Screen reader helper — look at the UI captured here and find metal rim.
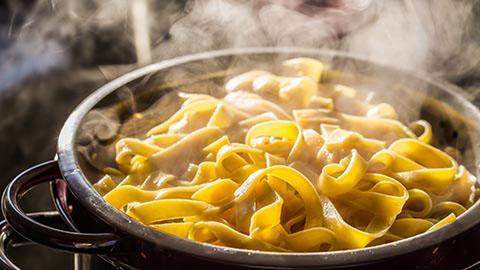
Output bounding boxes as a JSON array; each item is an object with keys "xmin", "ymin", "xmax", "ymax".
[{"xmin": 57, "ymin": 47, "xmax": 480, "ymax": 267}]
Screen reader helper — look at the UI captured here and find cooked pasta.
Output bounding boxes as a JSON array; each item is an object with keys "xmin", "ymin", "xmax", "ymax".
[{"xmin": 95, "ymin": 57, "xmax": 477, "ymax": 252}]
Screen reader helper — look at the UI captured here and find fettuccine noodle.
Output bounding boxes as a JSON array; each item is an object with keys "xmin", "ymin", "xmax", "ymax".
[{"xmin": 95, "ymin": 57, "xmax": 477, "ymax": 252}]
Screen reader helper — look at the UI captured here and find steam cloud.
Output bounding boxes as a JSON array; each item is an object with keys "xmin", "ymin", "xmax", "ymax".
[
  {"xmin": 1, "ymin": 0, "xmax": 479, "ymax": 141},
  {"xmin": 1, "ymin": 0, "xmax": 479, "ymax": 90},
  {"xmin": 0, "ymin": 0, "xmax": 132, "ymax": 90},
  {"xmin": 152, "ymin": 0, "xmax": 479, "ymax": 82}
]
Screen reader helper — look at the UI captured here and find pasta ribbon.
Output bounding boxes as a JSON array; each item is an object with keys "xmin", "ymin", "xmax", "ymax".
[
  {"xmin": 149, "ymin": 127, "xmax": 224, "ymax": 175},
  {"xmin": 335, "ymin": 173, "xmax": 409, "ymax": 217},
  {"xmin": 366, "ymin": 103, "xmax": 398, "ymax": 120},
  {"xmin": 235, "ymin": 166, "xmax": 324, "ymax": 228},
  {"xmin": 429, "ymin": 201, "xmax": 466, "ymax": 220},
  {"xmin": 319, "ymin": 156, "xmax": 408, "ymax": 248},
  {"xmin": 389, "ymin": 218, "xmax": 434, "ymax": 238},
  {"xmin": 285, "ymin": 227, "xmax": 335, "ymax": 252},
  {"xmin": 341, "ymin": 114, "xmax": 416, "ymax": 143},
  {"xmin": 188, "ymin": 221, "xmax": 288, "ymax": 251},
  {"xmin": 245, "ymin": 120, "xmax": 308, "ymax": 163},
  {"xmin": 318, "ymin": 150, "xmax": 367, "ymax": 197},
  {"xmin": 126, "ymin": 199, "xmax": 215, "ymax": 224},
  {"xmin": 215, "ymin": 143, "xmax": 266, "ymax": 183},
  {"xmin": 224, "ymin": 92, "xmax": 292, "ymax": 120},
  {"xmin": 282, "ymin": 57, "xmax": 324, "ymax": 82},
  {"xmin": 246, "ymin": 120, "xmax": 307, "ymax": 163},
  {"xmin": 115, "ymin": 138, "xmax": 160, "ymax": 174},
  {"xmin": 147, "ymin": 99, "xmax": 218, "ymax": 135},
  {"xmin": 401, "ymin": 189, "xmax": 432, "ymax": 218},
  {"xmin": 191, "ymin": 178, "xmax": 239, "ymax": 205},
  {"xmin": 369, "ymin": 139, "xmax": 458, "ymax": 194},
  {"xmin": 225, "ymin": 70, "xmax": 271, "ymax": 92},
  {"xmin": 410, "ymin": 120, "xmax": 433, "ymax": 144},
  {"xmin": 316, "ymin": 128, "xmax": 385, "ymax": 166},
  {"xmin": 278, "ymin": 77, "xmax": 317, "ymax": 108},
  {"xmin": 320, "ymin": 197, "xmax": 395, "ymax": 249},
  {"xmin": 151, "ymin": 222, "xmax": 194, "ymax": 238},
  {"xmin": 104, "ymin": 185, "xmax": 156, "ymax": 209}
]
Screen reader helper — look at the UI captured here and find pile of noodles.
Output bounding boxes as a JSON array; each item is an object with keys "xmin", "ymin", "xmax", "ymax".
[{"xmin": 94, "ymin": 58, "xmax": 477, "ymax": 252}]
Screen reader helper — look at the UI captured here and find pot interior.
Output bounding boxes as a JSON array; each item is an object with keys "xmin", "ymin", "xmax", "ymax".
[
  {"xmin": 63, "ymin": 49, "xmax": 480, "ymax": 265},
  {"xmin": 75, "ymin": 50, "xmax": 480, "ymax": 184}
]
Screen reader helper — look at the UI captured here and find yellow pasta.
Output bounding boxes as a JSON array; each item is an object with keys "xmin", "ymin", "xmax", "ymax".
[{"xmin": 96, "ymin": 57, "xmax": 477, "ymax": 252}]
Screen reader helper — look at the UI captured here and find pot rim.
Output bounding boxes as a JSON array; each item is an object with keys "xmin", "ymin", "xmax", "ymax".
[{"xmin": 57, "ymin": 47, "xmax": 480, "ymax": 267}]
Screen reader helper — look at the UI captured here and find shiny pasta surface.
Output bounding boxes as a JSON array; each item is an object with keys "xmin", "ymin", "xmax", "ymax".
[{"xmin": 95, "ymin": 58, "xmax": 477, "ymax": 252}]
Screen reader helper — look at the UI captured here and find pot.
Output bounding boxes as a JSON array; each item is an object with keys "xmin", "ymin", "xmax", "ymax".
[{"xmin": 2, "ymin": 47, "xmax": 480, "ymax": 270}]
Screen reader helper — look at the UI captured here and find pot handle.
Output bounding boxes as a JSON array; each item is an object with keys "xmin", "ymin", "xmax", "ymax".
[
  {"xmin": 0, "ymin": 212, "xmax": 72, "ymax": 270},
  {"xmin": 1, "ymin": 160, "xmax": 120, "ymax": 255}
]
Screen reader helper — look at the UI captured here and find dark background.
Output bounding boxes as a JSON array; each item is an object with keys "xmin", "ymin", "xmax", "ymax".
[{"xmin": 0, "ymin": 1, "xmax": 186, "ymax": 268}]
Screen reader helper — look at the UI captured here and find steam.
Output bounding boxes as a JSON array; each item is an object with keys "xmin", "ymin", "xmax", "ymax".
[
  {"xmin": 153, "ymin": 0, "xmax": 346, "ymax": 58},
  {"xmin": 149, "ymin": 0, "xmax": 479, "ymax": 82},
  {"xmin": 0, "ymin": 1, "xmax": 69, "ymax": 90},
  {"xmin": 342, "ymin": 0, "xmax": 480, "ymax": 80},
  {"xmin": 0, "ymin": 35, "xmax": 67, "ymax": 90},
  {"xmin": 131, "ymin": 0, "xmax": 152, "ymax": 65},
  {"xmin": 0, "ymin": 0, "xmax": 132, "ymax": 91},
  {"xmin": 1, "ymin": 0, "xmax": 479, "ymax": 87}
]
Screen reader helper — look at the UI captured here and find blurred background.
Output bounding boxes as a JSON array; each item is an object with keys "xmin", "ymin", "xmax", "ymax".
[{"xmin": 0, "ymin": 0, "xmax": 479, "ymax": 269}]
